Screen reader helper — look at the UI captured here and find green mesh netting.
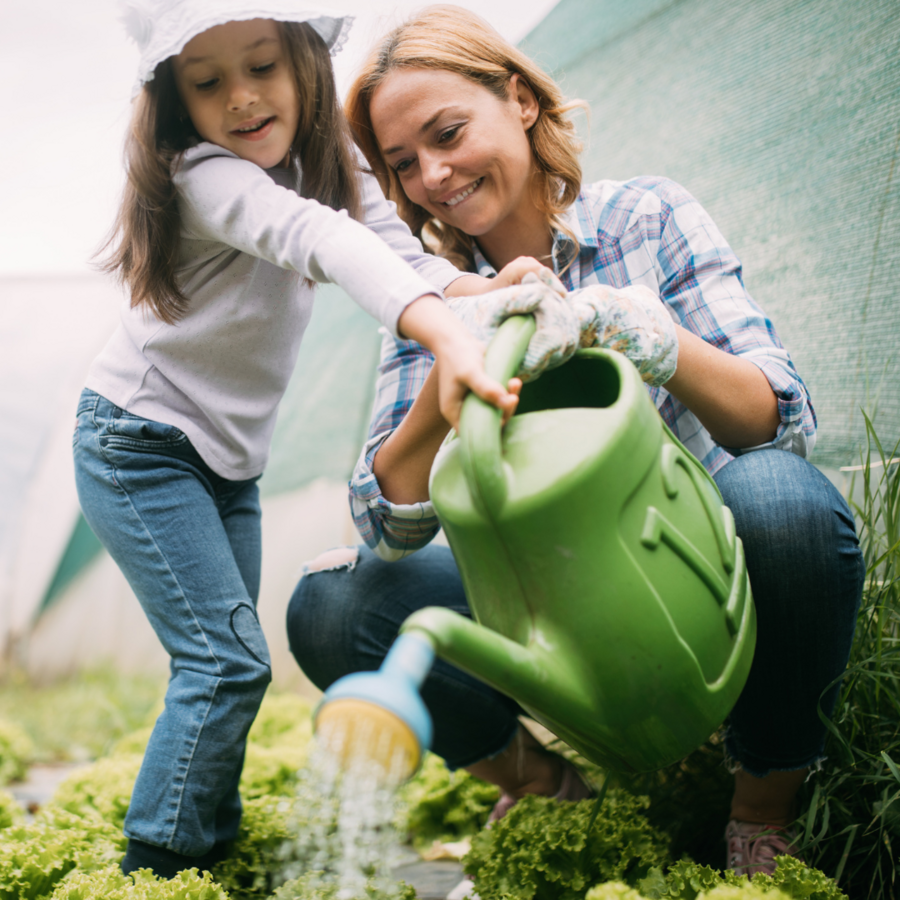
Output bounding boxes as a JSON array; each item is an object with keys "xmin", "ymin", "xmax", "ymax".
[{"xmin": 522, "ymin": 0, "xmax": 900, "ymax": 465}]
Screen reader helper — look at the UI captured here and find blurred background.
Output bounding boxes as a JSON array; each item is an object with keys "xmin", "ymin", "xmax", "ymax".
[{"xmin": 1, "ymin": 0, "xmax": 898, "ymax": 692}]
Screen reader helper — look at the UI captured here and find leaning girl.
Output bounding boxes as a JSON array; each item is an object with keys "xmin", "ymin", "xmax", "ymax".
[{"xmin": 74, "ymin": 0, "xmax": 524, "ymax": 878}]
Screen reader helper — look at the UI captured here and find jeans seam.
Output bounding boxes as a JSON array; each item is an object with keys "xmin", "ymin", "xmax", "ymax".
[{"xmin": 167, "ymin": 674, "xmax": 222, "ymax": 848}]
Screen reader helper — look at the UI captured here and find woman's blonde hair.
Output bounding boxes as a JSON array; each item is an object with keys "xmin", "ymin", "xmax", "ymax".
[
  {"xmin": 100, "ymin": 21, "xmax": 362, "ymax": 324},
  {"xmin": 345, "ymin": 4, "xmax": 584, "ymax": 272}
]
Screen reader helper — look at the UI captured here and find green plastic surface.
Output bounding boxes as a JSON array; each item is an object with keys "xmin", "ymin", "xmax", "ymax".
[{"xmin": 407, "ymin": 317, "xmax": 757, "ymax": 774}]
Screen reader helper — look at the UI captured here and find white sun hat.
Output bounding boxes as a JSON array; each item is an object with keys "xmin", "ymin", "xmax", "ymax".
[{"xmin": 121, "ymin": 0, "xmax": 353, "ymax": 96}]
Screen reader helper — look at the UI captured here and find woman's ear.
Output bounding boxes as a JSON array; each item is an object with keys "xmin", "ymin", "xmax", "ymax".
[{"xmin": 510, "ymin": 73, "xmax": 540, "ymax": 130}]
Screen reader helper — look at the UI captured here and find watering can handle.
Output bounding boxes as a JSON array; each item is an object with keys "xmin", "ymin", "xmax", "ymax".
[{"xmin": 458, "ymin": 315, "xmax": 536, "ymax": 515}]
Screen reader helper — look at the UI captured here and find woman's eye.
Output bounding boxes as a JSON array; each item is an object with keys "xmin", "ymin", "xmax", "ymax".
[
  {"xmin": 394, "ymin": 159, "xmax": 413, "ymax": 175},
  {"xmin": 438, "ymin": 125, "xmax": 460, "ymax": 143}
]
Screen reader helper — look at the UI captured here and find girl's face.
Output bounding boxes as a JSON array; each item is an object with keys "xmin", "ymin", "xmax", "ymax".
[
  {"xmin": 369, "ymin": 68, "xmax": 541, "ymax": 244},
  {"xmin": 174, "ymin": 18, "xmax": 299, "ymax": 169}
]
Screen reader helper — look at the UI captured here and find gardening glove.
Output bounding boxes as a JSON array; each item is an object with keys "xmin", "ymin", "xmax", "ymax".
[
  {"xmin": 569, "ymin": 283, "xmax": 679, "ymax": 386},
  {"xmin": 446, "ymin": 270, "xmax": 580, "ymax": 382}
]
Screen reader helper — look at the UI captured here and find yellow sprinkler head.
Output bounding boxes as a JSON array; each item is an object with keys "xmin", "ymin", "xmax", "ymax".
[
  {"xmin": 314, "ymin": 634, "xmax": 436, "ymax": 785},
  {"xmin": 315, "ymin": 698, "xmax": 422, "ymax": 786}
]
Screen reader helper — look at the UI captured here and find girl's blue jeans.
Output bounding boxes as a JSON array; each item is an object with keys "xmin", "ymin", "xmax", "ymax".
[
  {"xmin": 288, "ymin": 450, "xmax": 864, "ymax": 777},
  {"xmin": 73, "ymin": 389, "xmax": 271, "ymax": 856}
]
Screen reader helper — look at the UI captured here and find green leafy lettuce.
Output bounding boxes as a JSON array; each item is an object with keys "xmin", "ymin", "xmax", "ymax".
[
  {"xmin": 0, "ymin": 807, "xmax": 125, "ymax": 900},
  {"xmin": 48, "ymin": 866, "xmax": 229, "ymax": 899},
  {"xmin": 396, "ymin": 753, "xmax": 500, "ymax": 851},
  {"xmin": 0, "ymin": 789, "xmax": 23, "ymax": 830},
  {"xmin": 0, "ymin": 719, "xmax": 33, "ymax": 785},
  {"xmin": 464, "ymin": 791, "xmax": 671, "ymax": 900}
]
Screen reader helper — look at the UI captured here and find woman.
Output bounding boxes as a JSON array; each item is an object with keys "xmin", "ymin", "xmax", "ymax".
[{"xmin": 286, "ymin": 5, "xmax": 864, "ymax": 879}]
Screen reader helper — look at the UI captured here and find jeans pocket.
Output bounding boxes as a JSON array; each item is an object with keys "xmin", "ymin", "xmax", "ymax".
[{"xmin": 103, "ymin": 412, "xmax": 188, "ymax": 450}]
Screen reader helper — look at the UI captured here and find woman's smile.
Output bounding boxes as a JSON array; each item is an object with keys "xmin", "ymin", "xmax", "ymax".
[{"xmin": 441, "ymin": 177, "xmax": 484, "ymax": 207}]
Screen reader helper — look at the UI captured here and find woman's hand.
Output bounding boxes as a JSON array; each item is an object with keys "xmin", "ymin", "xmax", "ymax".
[
  {"xmin": 570, "ymin": 283, "xmax": 779, "ymax": 447},
  {"xmin": 446, "ymin": 271, "xmax": 580, "ymax": 381},
  {"xmin": 569, "ymin": 283, "xmax": 679, "ymax": 386}
]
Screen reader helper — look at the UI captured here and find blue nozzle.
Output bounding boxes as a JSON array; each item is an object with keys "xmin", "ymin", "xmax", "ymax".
[{"xmin": 316, "ymin": 632, "xmax": 435, "ymax": 753}]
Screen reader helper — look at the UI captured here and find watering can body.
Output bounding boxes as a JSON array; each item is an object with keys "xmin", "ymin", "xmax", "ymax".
[{"xmin": 403, "ymin": 317, "xmax": 756, "ymax": 774}]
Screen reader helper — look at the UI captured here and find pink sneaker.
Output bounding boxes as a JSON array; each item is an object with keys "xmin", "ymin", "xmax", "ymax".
[{"xmin": 725, "ymin": 819, "xmax": 800, "ymax": 877}]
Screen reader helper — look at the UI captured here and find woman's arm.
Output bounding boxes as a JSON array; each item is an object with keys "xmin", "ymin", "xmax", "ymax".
[
  {"xmin": 644, "ymin": 177, "xmax": 816, "ymax": 457},
  {"xmin": 664, "ymin": 326, "xmax": 780, "ymax": 449}
]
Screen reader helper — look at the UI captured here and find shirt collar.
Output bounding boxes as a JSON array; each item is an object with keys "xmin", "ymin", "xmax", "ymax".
[{"xmin": 470, "ymin": 189, "xmax": 597, "ymax": 278}]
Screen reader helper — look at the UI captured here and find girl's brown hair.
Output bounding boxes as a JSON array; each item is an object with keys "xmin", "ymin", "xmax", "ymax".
[
  {"xmin": 100, "ymin": 21, "xmax": 362, "ymax": 324},
  {"xmin": 345, "ymin": 4, "xmax": 584, "ymax": 272}
]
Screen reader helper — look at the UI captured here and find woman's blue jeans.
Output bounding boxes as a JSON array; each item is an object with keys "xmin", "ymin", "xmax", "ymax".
[
  {"xmin": 73, "ymin": 389, "xmax": 271, "ymax": 856},
  {"xmin": 288, "ymin": 450, "xmax": 864, "ymax": 777}
]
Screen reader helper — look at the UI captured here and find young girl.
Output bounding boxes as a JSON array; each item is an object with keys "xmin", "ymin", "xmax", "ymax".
[{"xmin": 74, "ymin": 1, "xmax": 527, "ymax": 878}]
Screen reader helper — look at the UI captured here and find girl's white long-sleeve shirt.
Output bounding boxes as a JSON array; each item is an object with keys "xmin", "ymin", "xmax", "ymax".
[{"xmin": 86, "ymin": 142, "xmax": 462, "ymax": 481}]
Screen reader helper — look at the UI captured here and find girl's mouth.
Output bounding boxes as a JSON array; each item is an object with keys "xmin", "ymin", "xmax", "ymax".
[
  {"xmin": 231, "ymin": 117, "xmax": 275, "ymax": 141},
  {"xmin": 443, "ymin": 177, "xmax": 483, "ymax": 208}
]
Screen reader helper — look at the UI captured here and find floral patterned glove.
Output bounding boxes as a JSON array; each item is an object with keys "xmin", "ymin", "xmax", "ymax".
[
  {"xmin": 568, "ymin": 284, "xmax": 679, "ymax": 386},
  {"xmin": 446, "ymin": 270, "xmax": 581, "ymax": 382}
]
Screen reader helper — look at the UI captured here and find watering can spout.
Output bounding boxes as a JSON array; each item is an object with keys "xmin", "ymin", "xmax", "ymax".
[
  {"xmin": 401, "ymin": 608, "xmax": 586, "ymax": 729},
  {"xmin": 314, "ymin": 632, "xmax": 435, "ymax": 784}
]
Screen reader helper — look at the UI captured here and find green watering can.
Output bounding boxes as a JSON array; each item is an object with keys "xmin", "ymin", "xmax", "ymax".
[{"xmin": 316, "ymin": 316, "xmax": 756, "ymax": 779}]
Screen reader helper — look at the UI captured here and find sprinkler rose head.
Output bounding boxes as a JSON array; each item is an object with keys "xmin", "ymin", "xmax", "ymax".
[
  {"xmin": 313, "ymin": 633, "xmax": 435, "ymax": 785},
  {"xmin": 315, "ymin": 698, "xmax": 422, "ymax": 785}
]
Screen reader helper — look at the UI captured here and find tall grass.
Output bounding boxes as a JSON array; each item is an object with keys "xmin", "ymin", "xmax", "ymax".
[{"xmin": 796, "ymin": 415, "xmax": 900, "ymax": 898}]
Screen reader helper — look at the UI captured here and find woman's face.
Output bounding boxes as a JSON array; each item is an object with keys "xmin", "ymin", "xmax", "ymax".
[
  {"xmin": 174, "ymin": 18, "xmax": 299, "ymax": 169},
  {"xmin": 369, "ymin": 68, "xmax": 541, "ymax": 243}
]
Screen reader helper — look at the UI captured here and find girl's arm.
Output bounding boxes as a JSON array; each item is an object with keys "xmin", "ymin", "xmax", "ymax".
[
  {"xmin": 397, "ymin": 296, "xmax": 517, "ymax": 429},
  {"xmin": 175, "ymin": 149, "xmax": 515, "ymax": 428}
]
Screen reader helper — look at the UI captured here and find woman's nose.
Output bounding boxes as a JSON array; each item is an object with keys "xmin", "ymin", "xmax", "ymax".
[{"xmin": 419, "ymin": 152, "xmax": 451, "ymax": 190}]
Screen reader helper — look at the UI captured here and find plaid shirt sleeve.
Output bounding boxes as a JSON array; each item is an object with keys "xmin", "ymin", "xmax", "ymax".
[
  {"xmin": 348, "ymin": 329, "xmax": 443, "ymax": 561},
  {"xmin": 632, "ymin": 177, "xmax": 817, "ymax": 463}
]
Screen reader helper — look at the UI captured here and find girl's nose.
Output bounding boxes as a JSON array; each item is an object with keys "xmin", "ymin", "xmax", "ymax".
[{"xmin": 227, "ymin": 78, "xmax": 257, "ymax": 111}]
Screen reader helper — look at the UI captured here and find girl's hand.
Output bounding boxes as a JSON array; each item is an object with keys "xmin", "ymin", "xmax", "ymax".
[
  {"xmin": 397, "ymin": 295, "xmax": 518, "ymax": 431},
  {"xmin": 569, "ymin": 283, "xmax": 679, "ymax": 386},
  {"xmin": 445, "ymin": 257, "xmax": 562, "ymax": 295},
  {"xmin": 446, "ymin": 271, "xmax": 579, "ymax": 382}
]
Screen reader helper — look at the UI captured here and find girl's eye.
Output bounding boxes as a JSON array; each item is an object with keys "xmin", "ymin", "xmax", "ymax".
[
  {"xmin": 252, "ymin": 63, "xmax": 276, "ymax": 74},
  {"xmin": 196, "ymin": 78, "xmax": 218, "ymax": 91}
]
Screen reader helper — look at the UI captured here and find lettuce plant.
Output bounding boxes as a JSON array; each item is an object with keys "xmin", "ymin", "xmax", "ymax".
[
  {"xmin": 211, "ymin": 796, "xmax": 294, "ymax": 900},
  {"xmin": 48, "ymin": 866, "xmax": 228, "ymax": 899},
  {"xmin": 396, "ymin": 753, "xmax": 500, "ymax": 851},
  {"xmin": 0, "ymin": 719, "xmax": 33, "ymax": 785},
  {"xmin": 0, "ymin": 807, "xmax": 124, "ymax": 899},
  {"xmin": 51, "ymin": 754, "xmax": 142, "ymax": 830},
  {"xmin": 464, "ymin": 790, "xmax": 671, "ymax": 900},
  {"xmin": 0, "ymin": 789, "xmax": 23, "ymax": 830}
]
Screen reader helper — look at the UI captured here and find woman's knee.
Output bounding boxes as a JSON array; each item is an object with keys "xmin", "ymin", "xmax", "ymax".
[
  {"xmin": 715, "ymin": 451, "xmax": 856, "ymax": 560},
  {"xmin": 286, "ymin": 543, "xmax": 467, "ymax": 690}
]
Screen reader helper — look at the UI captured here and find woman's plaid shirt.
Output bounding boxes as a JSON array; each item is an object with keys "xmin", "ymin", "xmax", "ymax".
[{"xmin": 350, "ymin": 176, "xmax": 816, "ymax": 561}]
